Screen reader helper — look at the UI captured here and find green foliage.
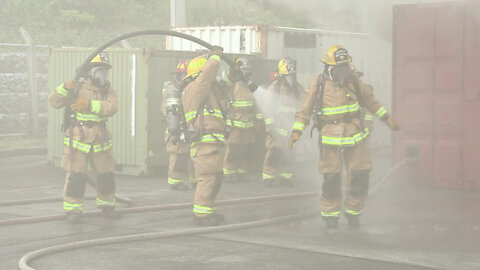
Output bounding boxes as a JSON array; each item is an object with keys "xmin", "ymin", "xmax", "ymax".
[
  {"xmin": 186, "ymin": 0, "xmax": 312, "ymax": 27},
  {"xmin": 0, "ymin": 0, "xmax": 312, "ymax": 47}
]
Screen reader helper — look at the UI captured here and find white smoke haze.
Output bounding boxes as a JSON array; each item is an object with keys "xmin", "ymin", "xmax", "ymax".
[{"xmin": 271, "ymin": 0, "xmax": 465, "ymax": 39}]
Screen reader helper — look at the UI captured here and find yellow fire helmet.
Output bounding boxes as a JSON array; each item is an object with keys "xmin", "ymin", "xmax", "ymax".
[
  {"xmin": 185, "ymin": 55, "xmax": 207, "ymax": 79},
  {"xmin": 322, "ymin": 45, "xmax": 352, "ymax": 66},
  {"xmin": 278, "ymin": 58, "xmax": 296, "ymax": 75},
  {"xmin": 89, "ymin": 51, "xmax": 112, "ymax": 69}
]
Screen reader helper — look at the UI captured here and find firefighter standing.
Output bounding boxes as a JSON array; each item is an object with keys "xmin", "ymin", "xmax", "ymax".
[
  {"xmin": 182, "ymin": 48, "xmax": 228, "ymax": 226},
  {"xmin": 262, "ymin": 58, "xmax": 305, "ymax": 187},
  {"xmin": 49, "ymin": 52, "xmax": 121, "ymax": 224},
  {"xmin": 223, "ymin": 58, "xmax": 258, "ymax": 183},
  {"xmin": 289, "ymin": 45, "xmax": 400, "ymax": 229},
  {"xmin": 161, "ymin": 60, "xmax": 195, "ymax": 190}
]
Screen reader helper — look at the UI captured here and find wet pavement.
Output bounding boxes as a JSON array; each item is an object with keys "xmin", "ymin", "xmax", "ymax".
[{"xmin": 0, "ymin": 150, "xmax": 479, "ymax": 270}]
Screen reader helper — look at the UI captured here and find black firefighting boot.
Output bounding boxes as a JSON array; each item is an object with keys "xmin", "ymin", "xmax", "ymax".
[
  {"xmin": 193, "ymin": 213, "xmax": 225, "ymax": 227},
  {"xmin": 66, "ymin": 212, "xmax": 82, "ymax": 224},
  {"xmin": 236, "ymin": 173, "xmax": 248, "ymax": 183},
  {"xmin": 223, "ymin": 174, "xmax": 237, "ymax": 184},
  {"xmin": 323, "ymin": 216, "xmax": 339, "ymax": 229},
  {"xmin": 100, "ymin": 206, "xmax": 122, "ymax": 220},
  {"xmin": 170, "ymin": 182, "xmax": 189, "ymax": 190},
  {"xmin": 345, "ymin": 213, "xmax": 360, "ymax": 229},
  {"xmin": 279, "ymin": 177, "xmax": 294, "ymax": 187},
  {"xmin": 263, "ymin": 178, "xmax": 274, "ymax": 188}
]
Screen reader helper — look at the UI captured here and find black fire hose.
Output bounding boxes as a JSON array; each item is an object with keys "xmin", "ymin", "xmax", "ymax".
[
  {"xmin": 65, "ymin": 29, "xmax": 233, "ymax": 129},
  {"xmin": 74, "ymin": 29, "xmax": 233, "ymax": 83}
]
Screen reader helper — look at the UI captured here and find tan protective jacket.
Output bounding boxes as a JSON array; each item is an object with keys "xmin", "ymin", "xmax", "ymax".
[
  {"xmin": 293, "ymin": 75, "xmax": 387, "ymax": 146},
  {"xmin": 49, "ymin": 81, "xmax": 118, "ymax": 153},
  {"xmin": 182, "ymin": 56, "xmax": 228, "ymax": 145},
  {"xmin": 226, "ymin": 80, "xmax": 257, "ymax": 144}
]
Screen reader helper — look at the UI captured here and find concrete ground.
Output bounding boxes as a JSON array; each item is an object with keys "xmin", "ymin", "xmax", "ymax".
[{"xmin": 0, "ymin": 150, "xmax": 479, "ymax": 270}]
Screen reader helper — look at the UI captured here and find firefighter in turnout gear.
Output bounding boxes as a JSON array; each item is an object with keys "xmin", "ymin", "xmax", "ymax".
[
  {"xmin": 223, "ymin": 57, "xmax": 258, "ymax": 183},
  {"xmin": 161, "ymin": 60, "xmax": 194, "ymax": 190},
  {"xmin": 289, "ymin": 45, "xmax": 400, "ymax": 229},
  {"xmin": 262, "ymin": 58, "xmax": 305, "ymax": 187},
  {"xmin": 48, "ymin": 52, "xmax": 121, "ymax": 224},
  {"xmin": 182, "ymin": 48, "xmax": 229, "ymax": 226}
]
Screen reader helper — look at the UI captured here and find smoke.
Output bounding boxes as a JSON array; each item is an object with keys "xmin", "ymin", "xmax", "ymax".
[{"xmin": 268, "ymin": 0, "xmax": 464, "ymax": 40}]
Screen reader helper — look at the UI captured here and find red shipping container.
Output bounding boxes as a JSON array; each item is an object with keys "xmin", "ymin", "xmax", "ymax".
[{"xmin": 393, "ymin": 0, "xmax": 480, "ymax": 190}]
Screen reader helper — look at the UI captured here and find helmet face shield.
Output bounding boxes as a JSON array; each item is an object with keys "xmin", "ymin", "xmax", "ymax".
[
  {"xmin": 235, "ymin": 57, "xmax": 252, "ymax": 78},
  {"xmin": 89, "ymin": 66, "xmax": 109, "ymax": 87},
  {"xmin": 239, "ymin": 64, "xmax": 252, "ymax": 77}
]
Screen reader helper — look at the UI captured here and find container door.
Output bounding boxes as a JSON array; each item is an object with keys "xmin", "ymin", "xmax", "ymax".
[
  {"xmin": 462, "ymin": 3, "xmax": 480, "ymax": 190},
  {"xmin": 393, "ymin": 5, "xmax": 436, "ymax": 185},
  {"xmin": 431, "ymin": 4, "xmax": 465, "ymax": 189}
]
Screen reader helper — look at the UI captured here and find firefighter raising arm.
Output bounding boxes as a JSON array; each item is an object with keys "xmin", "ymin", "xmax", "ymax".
[
  {"xmin": 49, "ymin": 80, "xmax": 77, "ymax": 109},
  {"xmin": 182, "ymin": 49, "xmax": 223, "ymax": 117}
]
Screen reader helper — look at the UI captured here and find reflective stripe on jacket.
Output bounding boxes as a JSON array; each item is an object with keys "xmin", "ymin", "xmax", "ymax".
[
  {"xmin": 181, "ymin": 56, "xmax": 228, "ymax": 145},
  {"xmin": 49, "ymin": 81, "xmax": 118, "ymax": 150},
  {"xmin": 293, "ymin": 75, "xmax": 388, "ymax": 146}
]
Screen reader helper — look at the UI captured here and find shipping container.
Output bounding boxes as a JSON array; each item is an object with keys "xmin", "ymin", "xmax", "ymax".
[
  {"xmin": 48, "ymin": 48, "xmax": 276, "ymax": 176},
  {"xmin": 167, "ymin": 25, "xmax": 393, "ymax": 148},
  {"xmin": 393, "ymin": 0, "xmax": 480, "ymax": 190}
]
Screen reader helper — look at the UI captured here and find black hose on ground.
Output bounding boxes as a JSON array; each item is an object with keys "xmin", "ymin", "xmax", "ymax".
[
  {"xmin": 17, "ymin": 159, "xmax": 422, "ymax": 270},
  {"xmin": 0, "ymin": 192, "xmax": 317, "ymax": 226}
]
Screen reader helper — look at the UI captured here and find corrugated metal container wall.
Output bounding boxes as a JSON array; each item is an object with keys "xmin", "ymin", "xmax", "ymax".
[
  {"xmin": 166, "ymin": 26, "xmax": 260, "ymax": 54},
  {"xmin": 393, "ymin": 0, "xmax": 480, "ymax": 190},
  {"xmin": 48, "ymin": 48, "xmax": 149, "ymax": 175}
]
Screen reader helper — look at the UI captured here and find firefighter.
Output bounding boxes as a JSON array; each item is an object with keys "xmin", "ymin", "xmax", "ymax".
[
  {"xmin": 182, "ymin": 47, "xmax": 228, "ymax": 226},
  {"xmin": 288, "ymin": 45, "xmax": 400, "ymax": 229},
  {"xmin": 223, "ymin": 57, "xmax": 258, "ymax": 183},
  {"xmin": 49, "ymin": 52, "xmax": 121, "ymax": 224},
  {"xmin": 161, "ymin": 60, "xmax": 195, "ymax": 190},
  {"xmin": 262, "ymin": 58, "xmax": 305, "ymax": 187}
]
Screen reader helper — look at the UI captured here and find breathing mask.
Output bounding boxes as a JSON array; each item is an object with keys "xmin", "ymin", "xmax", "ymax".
[
  {"xmin": 328, "ymin": 64, "xmax": 352, "ymax": 87},
  {"xmin": 89, "ymin": 66, "xmax": 110, "ymax": 87}
]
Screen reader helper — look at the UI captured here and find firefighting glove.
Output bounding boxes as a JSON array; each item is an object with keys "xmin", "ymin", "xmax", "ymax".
[
  {"xmin": 386, "ymin": 116, "xmax": 400, "ymax": 130},
  {"xmin": 64, "ymin": 79, "xmax": 78, "ymax": 91},
  {"xmin": 70, "ymin": 98, "xmax": 90, "ymax": 112},
  {"xmin": 288, "ymin": 131, "xmax": 301, "ymax": 150}
]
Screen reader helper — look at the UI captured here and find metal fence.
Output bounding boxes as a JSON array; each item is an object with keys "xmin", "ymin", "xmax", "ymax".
[{"xmin": 0, "ymin": 42, "xmax": 48, "ymax": 137}]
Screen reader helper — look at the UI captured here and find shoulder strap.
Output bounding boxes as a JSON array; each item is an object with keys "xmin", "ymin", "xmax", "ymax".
[
  {"xmin": 351, "ymin": 77, "xmax": 364, "ymax": 107},
  {"xmin": 314, "ymin": 74, "xmax": 326, "ymax": 114}
]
